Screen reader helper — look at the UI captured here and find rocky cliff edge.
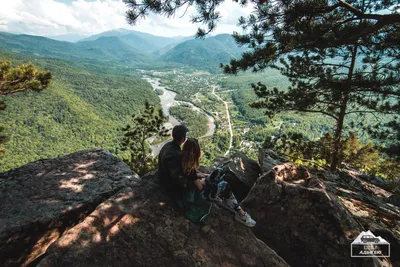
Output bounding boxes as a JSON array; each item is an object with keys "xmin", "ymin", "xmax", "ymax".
[{"xmin": 0, "ymin": 148, "xmax": 398, "ymax": 267}]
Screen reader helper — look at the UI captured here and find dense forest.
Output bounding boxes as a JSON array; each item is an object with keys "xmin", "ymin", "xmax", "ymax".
[
  {"xmin": 169, "ymin": 106, "xmax": 209, "ymax": 138},
  {"xmin": 222, "ymin": 71, "xmax": 391, "ymax": 143},
  {"xmin": 0, "ymin": 50, "xmax": 159, "ymax": 171}
]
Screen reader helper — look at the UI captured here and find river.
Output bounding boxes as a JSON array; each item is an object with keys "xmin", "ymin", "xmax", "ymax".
[{"xmin": 143, "ymin": 77, "xmax": 216, "ymax": 157}]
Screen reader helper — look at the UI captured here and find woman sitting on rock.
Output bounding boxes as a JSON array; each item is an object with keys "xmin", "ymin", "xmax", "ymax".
[{"xmin": 181, "ymin": 138, "xmax": 256, "ymax": 227}]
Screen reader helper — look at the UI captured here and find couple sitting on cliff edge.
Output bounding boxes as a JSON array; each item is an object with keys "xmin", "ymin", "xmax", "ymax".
[{"xmin": 158, "ymin": 124, "xmax": 256, "ymax": 227}]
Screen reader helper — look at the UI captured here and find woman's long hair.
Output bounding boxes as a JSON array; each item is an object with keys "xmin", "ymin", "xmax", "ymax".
[{"xmin": 181, "ymin": 138, "xmax": 201, "ymax": 176}]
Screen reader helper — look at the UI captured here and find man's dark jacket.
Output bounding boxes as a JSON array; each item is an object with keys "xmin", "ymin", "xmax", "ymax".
[{"xmin": 158, "ymin": 140, "xmax": 185, "ymax": 199}]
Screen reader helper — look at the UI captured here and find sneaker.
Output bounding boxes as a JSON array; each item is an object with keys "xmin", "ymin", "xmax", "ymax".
[
  {"xmin": 235, "ymin": 212, "xmax": 256, "ymax": 227},
  {"xmin": 221, "ymin": 195, "xmax": 240, "ymax": 214}
]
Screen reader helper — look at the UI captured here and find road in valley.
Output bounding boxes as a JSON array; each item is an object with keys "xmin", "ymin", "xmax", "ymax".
[
  {"xmin": 212, "ymin": 86, "xmax": 233, "ymax": 157},
  {"xmin": 144, "ymin": 77, "xmax": 216, "ymax": 157}
]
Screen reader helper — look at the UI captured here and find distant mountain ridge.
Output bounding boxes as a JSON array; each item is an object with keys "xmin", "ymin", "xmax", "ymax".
[
  {"xmin": 80, "ymin": 28, "xmax": 192, "ymax": 54},
  {"xmin": 0, "ymin": 31, "xmax": 245, "ymax": 72},
  {"xmin": 161, "ymin": 34, "xmax": 246, "ymax": 72},
  {"xmin": 76, "ymin": 36, "xmax": 151, "ymax": 62},
  {"xmin": 47, "ymin": 33, "xmax": 89, "ymax": 43},
  {"xmin": 0, "ymin": 32, "xmax": 151, "ymax": 65}
]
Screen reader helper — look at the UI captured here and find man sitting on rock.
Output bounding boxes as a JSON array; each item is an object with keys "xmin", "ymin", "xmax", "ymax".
[
  {"xmin": 158, "ymin": 124, "xmax": 189, "ymax": 201},
  {"xmin": 158, "ymin": 125, "xmax": 255, "ymax": 227}
]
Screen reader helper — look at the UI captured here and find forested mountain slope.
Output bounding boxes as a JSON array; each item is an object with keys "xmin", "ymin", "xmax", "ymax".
[
  {"xmin": 76, "ymin": 36, "xmax": 151, "ymax": 62},
  {"xmin": 0, "ymin": 50, "xmax": 158, "ymax": 171},
  {"xmin": 80, "ymin": 29, "xmax": 191, "ymax": 54},
  {"xmin": 161, "ymin": 34, "xmax": 246, "ymax": 72},
  {"xmin": 0, "ymin": 32, "xmax": 152, "ymax": 65}
]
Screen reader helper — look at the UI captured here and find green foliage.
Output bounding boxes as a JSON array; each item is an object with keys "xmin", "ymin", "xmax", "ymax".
[
  {"xmin": 0, "ymin": 50, "xmax": 159, "ymax": 171},
  {"xmin": 125, "ymin": 0, "xmax": 221, "ymax": 38},
  {"xmin": 375, "ymin": 157, "xmax": 400, "ymax": 183},
  {"xmin": 160, "ymin": 35, "xmax": 245, "ymax": 73},
  {"xmin": 128, "ymin": 0, "xmax": 399, "ymax": 171},
  {"xmin": 264, "ymin": 131, "xmax": 398, "ymax": 181},
  {"xmin": 0, "ymin": 60, "xmax": 52, "ymax": 159},
  {"xmin": 169, "ymin": 106, "xmax": 209, "ymax": 138},
  {"xmin": 220, "ymin": 71, "xmax": 289, "ymax": 123},
  {"xmin": 81, "ymin": 29, "xmax": 188, "ymax": 54},
  {"xmin": 0, "ymin": 125, "xmax": 8, "ymax": 159},
  {"xmin": 0, "ymin": 60, "xmax": 51, "ymax": 99},
  {"xmin": 155, "ymin": 88, "xmax": 164, "ymax": 95},
  {"xmin": 120, "ymin": 102, "xmax": 169, "ymax": 176},
  {"xmin": 341, "ymin": 133, "xmax": 380, "ymax": 171},
  {"xmin": 0, "ymin": 32, "xmax": 153, "ymax": 67},
  {"xmin": 158, "ymin": 70, "xmax": 220, "ymax": 103},
  {"xmin": 225, "ymin": 0, "xmax": 399, "ymax": 170}
]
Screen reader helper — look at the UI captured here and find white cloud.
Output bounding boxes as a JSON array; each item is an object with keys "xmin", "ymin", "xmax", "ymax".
[{"xmin": 0, "ymin": 0, "xmax": 253, "ymax": 37}]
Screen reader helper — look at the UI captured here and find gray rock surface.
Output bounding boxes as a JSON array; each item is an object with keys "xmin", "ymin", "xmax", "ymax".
[
  {"xmin": 1, "ymin": 149, "xmax": 288, "ymax": 267},
  {"xmin": 0, "ymin": 149, "xmax": 138, "ymax": 267},
  {"xmin": 199, "ymin": 153, "xmax": 261, "ymax": 202},
  {"xmin": 38, "ymin": 172, "xmax": 289, "ymax": 267},
  {"xmin": 2, "ymin": 147, "xmax": 398, "ymax": 267},
  {"xmin": 242, "ymin": 150, "xmax": 399, "ymax": 267}
]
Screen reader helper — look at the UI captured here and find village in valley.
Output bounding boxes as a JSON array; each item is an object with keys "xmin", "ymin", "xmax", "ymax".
[{"xmin": 138, "ymin": 68, "xmax": 259, "ymax": 163}]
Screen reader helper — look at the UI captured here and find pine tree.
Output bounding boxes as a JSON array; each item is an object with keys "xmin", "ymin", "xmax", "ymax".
[
  {"xmin": 341, "ymin": 132, "xmax": 380, "ymax": 170},
  {"xmin": 316, "ymin": 133, "xmax": 335, "ymax": 164},
  {"xmin": 342, "ymin": 132, "xmax": 361, "ymax": 163},
  {"xmin": 0, "ymin": 60, "xmax": 51, "ymax": 101},
  {"xmin": 0, "ymin": 60, "xmax": 52, "ymax": 159},
  {"xmin": 120, "ymin": 102, "xmax": 169, "ymax": 176},
  {"xmin": 125, "ymin": 0, "xmax": 399, "ymax": 170}
]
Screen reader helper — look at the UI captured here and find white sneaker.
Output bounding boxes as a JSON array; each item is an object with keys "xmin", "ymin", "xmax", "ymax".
[
  {"xmin": 221, "ymin": 195, "xmax": 240, "ymax": 213},
  {"xmin": 235, "ymin": 212, "xmax": 256, "ymax": 227}
]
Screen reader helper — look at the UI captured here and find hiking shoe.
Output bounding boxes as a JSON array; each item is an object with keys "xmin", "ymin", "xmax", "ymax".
[
  {"xmin": 235, "ymin": 212, "xmax": 256, "ymax": 227},
  {"xmin": 221, "ymin": 195, "xmax": 240, "ymax": 214}
]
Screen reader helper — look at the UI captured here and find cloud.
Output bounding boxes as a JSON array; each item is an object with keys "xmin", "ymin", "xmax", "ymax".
[{"xmin": 0, "ymin": 0, "xmax": 252, "ymax": 37}]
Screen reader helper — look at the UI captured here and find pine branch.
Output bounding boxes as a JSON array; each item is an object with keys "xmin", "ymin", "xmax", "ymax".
[
  {"xmin": 285, "ymin": 108, "xmax": 339, "ymax": 120},
  {"xmin": 338, "ymin": 0, "xmax": 400, "ymax": 22},
  {"xmin": 1, "ymin": 87, "xmax": 34, "ymax": 96}
]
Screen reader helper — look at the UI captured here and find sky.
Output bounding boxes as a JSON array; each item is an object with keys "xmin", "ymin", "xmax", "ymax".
[{"xmin": 0, "ymin": 0, "xmax": 254, "ymax": 38}]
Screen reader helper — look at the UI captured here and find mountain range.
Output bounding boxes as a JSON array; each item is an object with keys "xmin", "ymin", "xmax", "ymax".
[
  {"xmin": 0, "ymin": 29, "xmax": 245, "ymax": 72},
  {"xmin": 80, "ymin": 29, "xmax": 192, "ymax": 55},
  {"xmin": 161, "ymin": 34, "xmax": 246, "ymax": 72},
  {"xmin": 0, "ymin": 28, "xmax": 247, "ymax": 171},
  {"xmin": 47, "ymin": 33, "xmax": 89, "ymax": 43}
]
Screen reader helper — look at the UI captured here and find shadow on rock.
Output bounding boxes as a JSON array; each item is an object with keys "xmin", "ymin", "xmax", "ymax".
[
  {"xmin": 38, "ymin": 173, "xmax": 289, "ymax": 267},
  {"xmin": 0, "ymin": 149, "xmax": 137, "ymax": 267}
]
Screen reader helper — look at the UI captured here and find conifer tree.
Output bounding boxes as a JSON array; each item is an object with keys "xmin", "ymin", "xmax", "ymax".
[
  {"xmin": 125, "ymin": 0, "xmax": 400, "ymax": 170},
  {"xmin": 0, "ymin": 60, "xmax": 52, "ymax": 159},
  {"xmin": 0, "ymin": 60, "xmax": 51, "ymax": 101},
  {"xmin": 120, "ymin": 102, "xmax": 169, "ymax": 176}
]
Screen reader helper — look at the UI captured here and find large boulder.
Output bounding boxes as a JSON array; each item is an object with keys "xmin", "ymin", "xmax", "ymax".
[
  {"xmin": 199, "ymin": 153, "xmax": 261, "ymax": 202},
  {"xmin": 0, "ymin": 149, "xmax": 138, "ymax": 267},
  {"xmin": 1, "ymin": 149, "xmax": 288, "ymax": 267},
  {"xmin": 241, "ymin": 151, "xmax": 399, "ymax": 267},
  {"xmin": 38, "ymin": 172, "xmax": 289, "ymax": 267}
]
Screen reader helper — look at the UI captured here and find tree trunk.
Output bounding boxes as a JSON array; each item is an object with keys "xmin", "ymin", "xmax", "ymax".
[
  {"xmin": 330, "ymin": 45, "xmax": 358, "ymax": 171},
  {"xmin": 330, "ymin": 94, "xmax": 348, "ymax": 171}
]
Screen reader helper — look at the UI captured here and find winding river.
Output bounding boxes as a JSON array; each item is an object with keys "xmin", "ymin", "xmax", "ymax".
[{"xmin": 143, "ymin": 77, "xmax": 215, "ymax": 157}]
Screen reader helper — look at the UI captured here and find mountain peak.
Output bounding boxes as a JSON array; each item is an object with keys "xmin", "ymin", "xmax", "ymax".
[{"xmin": 106, "ymin": 28, "xmax": 132, "ymax": 34}]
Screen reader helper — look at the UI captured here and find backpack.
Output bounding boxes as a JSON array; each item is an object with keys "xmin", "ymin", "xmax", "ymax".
[{"xmin": 200, "ymin": 168, "xmax": 228, "ymax": 201}]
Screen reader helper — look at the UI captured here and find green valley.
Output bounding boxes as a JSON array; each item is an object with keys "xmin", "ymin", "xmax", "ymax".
[{"xmin": 0, "ymin": 29, "xmax": 398, "ymax": 181}]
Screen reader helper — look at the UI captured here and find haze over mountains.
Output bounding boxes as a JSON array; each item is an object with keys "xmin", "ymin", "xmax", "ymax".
[
  {"xmin": 0, "ymin": 29, "xmax": 245, "ymax": 72},
  {"xmin": 47, "ymin": 33, "xmax": 89, "ymax": 43}
]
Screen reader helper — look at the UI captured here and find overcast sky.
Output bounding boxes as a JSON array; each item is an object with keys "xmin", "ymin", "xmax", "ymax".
[{"xmin": 0, "ymin": 0, "xmax": 254, "ymax": 37}]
